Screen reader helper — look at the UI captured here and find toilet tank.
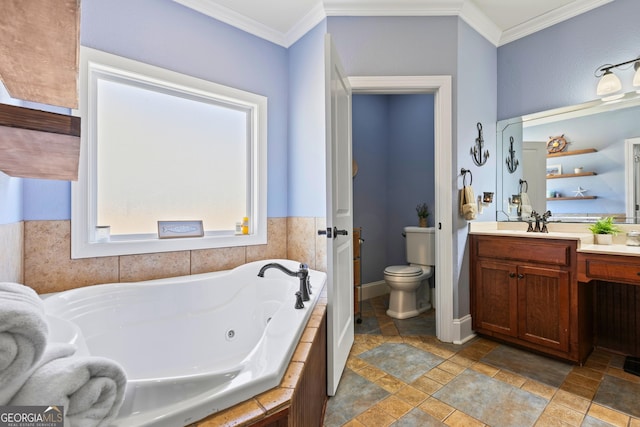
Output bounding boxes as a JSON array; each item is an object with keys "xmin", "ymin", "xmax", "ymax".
[{"xmin": 404, "ymin": 226, "xmax": 435, "ymax": 266}]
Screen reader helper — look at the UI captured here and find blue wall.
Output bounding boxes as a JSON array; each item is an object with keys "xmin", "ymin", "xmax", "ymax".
[
  {"xmin": 353, "ymin": 94, "xmax": 435, "ymax": 284},
  {"xmin": 288, "ymin": 22, "xmax": 328, "ymax": 217},
  {"xmin": 498, "ymin": 0, "xmax": 640, "ymax": 119}
]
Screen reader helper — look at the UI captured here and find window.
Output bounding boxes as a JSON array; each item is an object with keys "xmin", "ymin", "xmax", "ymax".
[{"xmin": 72, "ymin": 47, "xmax": 267, "ymax": 258}]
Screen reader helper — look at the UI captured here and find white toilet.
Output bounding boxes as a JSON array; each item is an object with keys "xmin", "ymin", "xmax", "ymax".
[{"xmin": 384, "ymin": 226, "xmax": 435, "ymax": 319}]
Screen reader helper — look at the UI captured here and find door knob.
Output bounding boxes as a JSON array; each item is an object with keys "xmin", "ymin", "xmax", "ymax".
[
  {"xmin": 318, "ymin": 228, "xmax": 332, "ymax": 238},
  {"xmin": 333, "ymin": 227, "xmax": 348, "ymax": 239}
]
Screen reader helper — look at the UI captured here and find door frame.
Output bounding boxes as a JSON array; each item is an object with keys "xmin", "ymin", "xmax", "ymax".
[
  {"xmin": 625, "ymin": 137, "xmax": 640, "ymax": 220},
  {"xmin": 348, "ymin": 76, "xmax": 454, "ymax": 342}
]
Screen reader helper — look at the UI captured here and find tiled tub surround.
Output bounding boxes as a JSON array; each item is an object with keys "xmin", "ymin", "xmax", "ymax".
[
  {"xmin": 21, "ymin": 217, "xmax": 326, "ymax": 294},
  {"xmin": 0, "ymin": 221, "xmax": 23, "ymax": 283},
  {"xmin": 45, "ymin": 261, "xmax": 327, "ymax": 426}
]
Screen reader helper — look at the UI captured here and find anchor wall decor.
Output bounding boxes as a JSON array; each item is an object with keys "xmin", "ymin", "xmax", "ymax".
[{"xmin": 506, "ymin": 136, "xmax": 519, "ymax": 173}]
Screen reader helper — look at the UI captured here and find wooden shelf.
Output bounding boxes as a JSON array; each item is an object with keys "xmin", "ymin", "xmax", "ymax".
[
  {"xmin": 547, "ymin": 148, "xmax": 597, "ymax": 158},
  {"xmin": 547, "ymin": 196, "xmax": 597, "ymax": 201},
  {"xmin": 547, "ymin": 171, "xmax": 597, "ymax": 179}
]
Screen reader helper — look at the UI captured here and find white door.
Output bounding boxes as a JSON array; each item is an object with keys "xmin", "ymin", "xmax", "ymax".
[{"xmin": 323, "ymin": 34, "xmax": 354, "ymax": 396}]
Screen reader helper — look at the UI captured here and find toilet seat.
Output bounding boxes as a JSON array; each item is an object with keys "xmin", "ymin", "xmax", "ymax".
[{"xmin": 384, "ymin": 265, "xmax": 431, "ymax": 277}]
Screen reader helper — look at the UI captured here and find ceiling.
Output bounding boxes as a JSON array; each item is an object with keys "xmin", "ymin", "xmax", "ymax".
[{"xmin": 173, "ymin": 0, "xmax": 613, "ymax": 47}]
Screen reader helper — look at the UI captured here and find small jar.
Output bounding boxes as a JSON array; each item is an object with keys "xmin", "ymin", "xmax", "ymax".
[
  {"xmin": 242, "ymin": 216, "xmax": 249, "ymax": 235},
  {"xmin": 626, "ymin": 231, "xmax": 640, "ymax": 246}
]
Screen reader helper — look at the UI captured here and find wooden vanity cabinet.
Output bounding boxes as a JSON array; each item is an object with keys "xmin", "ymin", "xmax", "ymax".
[{"xmin": 471, "ymin": 235, "xmax": 593, "ymax": 363}]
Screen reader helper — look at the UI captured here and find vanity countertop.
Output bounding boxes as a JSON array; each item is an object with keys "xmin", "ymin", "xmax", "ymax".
[
  {"xmin": 468, "ymin": 221, "xmax": 592, "ymax": 243},
  {"xmin": 577, "ymin": 243, "xmax": 640, "ymax": 257},
  {"xmin": 469, "ymin": 222, "xmax": 640, "ymax": 257}
]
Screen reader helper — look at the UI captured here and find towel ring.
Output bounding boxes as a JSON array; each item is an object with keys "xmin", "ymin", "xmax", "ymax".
[
  {"xmin": 519, "ymin": 179, "xmax": 528, "ymax": 193},
  {"xmin": 460, "ymin": 168, "xmax": 472, "ymax": 186}
]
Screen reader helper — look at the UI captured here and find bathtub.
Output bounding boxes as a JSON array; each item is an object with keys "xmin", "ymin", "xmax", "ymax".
[{"xmin": 42, "ymin": 259, "xmax": 326, "ymax": 427}]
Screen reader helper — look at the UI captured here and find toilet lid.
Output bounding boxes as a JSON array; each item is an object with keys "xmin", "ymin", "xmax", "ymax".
[{"xmin": 384, "ymin": 265, "xmax": 423, "ymax": 277}]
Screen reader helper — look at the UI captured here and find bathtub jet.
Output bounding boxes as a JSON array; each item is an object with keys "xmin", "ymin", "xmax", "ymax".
[{"xmin": 43, "ymin": 259, "xmax": 326, "ymax": 427}]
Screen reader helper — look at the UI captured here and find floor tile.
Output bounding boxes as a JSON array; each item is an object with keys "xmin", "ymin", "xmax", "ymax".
[
  {"xmin": 390, "ymin": 407, "xmax": 446, "ymax": 427},
  {"xmin": 593, "ymin": 374, "xmax": 640, "ymax": 418},
  {"xmin": 481, "ymin": 344, "xmax": 572, "ymax": 387},
  {"xmin": 359, "ymin": 342, "xmax": 444, "ymax": 383},
  {"xmin": 324, "ymin": 368, "xmax": 389, "ymax": 426},
  {"xmin": 433, "ymin": 369, "xmax": 548, "ymax": 427},
  {"xmin": 324, "ymin": 295, "xmax": 640, "ymax": 427}
]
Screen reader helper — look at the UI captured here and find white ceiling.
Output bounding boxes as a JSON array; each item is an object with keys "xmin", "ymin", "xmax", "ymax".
[{"xmin": 173, "ymin": 0, "xmax": 613, "ymax": 47}]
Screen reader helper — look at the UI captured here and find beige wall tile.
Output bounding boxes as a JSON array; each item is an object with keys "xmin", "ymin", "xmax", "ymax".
[
  {"xmin": 191, "ymin": 246, "xmax": 246, "ymax": 275},
  {"xmin": 24, "ymin": 220, "xmax": 119, "ymax": 294},
  {"xmin": 0, "ymin": 221, "xmax": 23, "ymax": 283},
  {"xmin": 22, "ymin": 217, "xmax": 298, "ymax": 293},
  {"xmin": 315, "ymin": 217, "xmax": 327, "ymax": 272},
  {"xmin": 120, "ymin": 251, "xmax": 190, "ymax": 282},
  {"xmin": 246, "ymin": 217, "xmax": 287, "ymax": 262},
  {"xmin": 287, "ymin": 217, "xmax": 316, "ymax": 268}
]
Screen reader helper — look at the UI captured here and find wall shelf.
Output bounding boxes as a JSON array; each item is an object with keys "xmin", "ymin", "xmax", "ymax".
[
  {"xmin": 547, "ymin": 148, "xmax": 597, "ymax": 158},
  {"xmin": 547, "ymin": 171, "xmax": 597, "ymax": 179},
  {"xmin": 547, "ymin": 196, "xmax": 597, "ymax": 201}
]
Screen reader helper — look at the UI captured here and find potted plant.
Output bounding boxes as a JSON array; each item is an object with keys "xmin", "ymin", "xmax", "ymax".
[
  {"xmin": 416, "ymin": 203, "xmax": 429, "ymax": 227},
  {"xmin": 588, "ymin": 216, "xmax": 620, "ymax": 245}
]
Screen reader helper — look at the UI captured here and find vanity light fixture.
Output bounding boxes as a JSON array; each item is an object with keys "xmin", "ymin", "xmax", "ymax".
[{"xmin": 595, "ymin": 56, "xmax": 640, "ymax": 99}]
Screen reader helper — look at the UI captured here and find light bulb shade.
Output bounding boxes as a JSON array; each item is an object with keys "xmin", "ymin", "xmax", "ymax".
[
  {"xmin": 634, "ymin": 63, "xmax": 640, "ymax": 87},
  {"xmin": 597, "ymin": 70, "xmax": 622, "ymax": 96}
]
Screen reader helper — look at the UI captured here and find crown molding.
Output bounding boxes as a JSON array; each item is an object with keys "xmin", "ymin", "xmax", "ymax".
[
  {"xmin": 499, "ymin": 0, "xmax": 614, "ymax": 46},
  {"xmin": 174, "ymin": 0, "xmax": 613, "ymax": 49},
  {"xmin": 284, "ymin": 2, "xmax": 327, "ymax": 47},
  {"xmin": 173, "ymin": 0, "xmax": 289, "ymax": 46},
  {"xmin": 458, "ymin": 0, "xmax": 501, "ymax": 46},
  {"xmin": 323, "ymin": 0, "xmax": 465, "ymax": 16}
]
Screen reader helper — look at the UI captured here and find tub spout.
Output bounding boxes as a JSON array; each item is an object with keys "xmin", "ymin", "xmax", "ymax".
[{"xmin": 257, "ymin": 262, "xmax": 310, "ymax": 302}]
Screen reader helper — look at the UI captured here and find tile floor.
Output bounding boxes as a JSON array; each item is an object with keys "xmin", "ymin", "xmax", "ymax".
[{"xmin": 323, "ymin": 295, "xmax": 640, "ymax": 427}]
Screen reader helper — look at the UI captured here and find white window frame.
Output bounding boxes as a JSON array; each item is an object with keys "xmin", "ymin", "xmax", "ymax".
[{"xmin": 72, "ymin": 47, "xmax": 267, "ymax": 259}]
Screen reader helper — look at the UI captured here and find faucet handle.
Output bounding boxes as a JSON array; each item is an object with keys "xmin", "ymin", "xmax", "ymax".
[
  {"xmin": 294, "ymin": 291, "xmax": 305, "ymax": 309},
  {"xmin": 299, "ymin": 263, "xmax": 308, "ymax": 270}
]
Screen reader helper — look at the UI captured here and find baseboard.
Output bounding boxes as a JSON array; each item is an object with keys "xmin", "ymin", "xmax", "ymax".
[
  {"xmin": 360, "ymin": 280, "xmax": 389, "ymax": 301},
  {"xmin": 452, "ymin": 314, "xmax": 476, "ymax": 345}
]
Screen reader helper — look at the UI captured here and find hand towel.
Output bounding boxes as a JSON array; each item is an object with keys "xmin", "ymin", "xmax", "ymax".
[
  {"xmin": 0, "ymin": 282, "xmax": 48, "ymax": 405},
  {"xmin": 460, "ymin": 185, "xmax": 477, "ymax": 220},
  {"xmin": 520, "ymin": 192, "xmax": 533, "ymax": 218},
  {"xmin": 11, "ymin": 343, "xmax": 127, "ymax": 427}
]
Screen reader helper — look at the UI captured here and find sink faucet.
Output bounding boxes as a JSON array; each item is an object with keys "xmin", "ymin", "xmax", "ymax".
[
  {"xmin": 257, "ymin": 262, "xmax": 310, "ymax": 304},
  {"xmin": 526, "ymin": 210, "xmax": 551, "ymax": 233}
]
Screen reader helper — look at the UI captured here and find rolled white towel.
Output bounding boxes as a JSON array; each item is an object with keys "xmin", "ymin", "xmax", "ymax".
[
  {"xmin": 11, "ymin": 343, "xmax": 127, "ymax": 427},
  {"xmin": 0, "ymin": 282, "xmax": 48, "ymax": 404}
]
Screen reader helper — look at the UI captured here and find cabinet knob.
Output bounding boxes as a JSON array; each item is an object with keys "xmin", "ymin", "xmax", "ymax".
[
  {"xmin": 518, "ymin": 274, "xmax": 524, "ymax": 279},
  {"xmin": 509, "ymin": 272, "xmax": 516, "ymax": 278}
]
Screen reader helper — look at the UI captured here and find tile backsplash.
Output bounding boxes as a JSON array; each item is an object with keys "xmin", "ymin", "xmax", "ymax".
[
  {"xmin": 14, "ymin": 217, "xmax": 326, "ymax": 294},
  {"xmin": 0, "ymin": 221, "xmax": 23, "ymax": 283}
]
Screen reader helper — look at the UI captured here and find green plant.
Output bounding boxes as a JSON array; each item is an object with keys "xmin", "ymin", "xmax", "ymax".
[
  {"xmin": 588, "ymin": 217, "xmax": 621, "ymax": 235},
  {"xmin": 416, "ymin": 203, "xmax": 430, "ymax": 219}
]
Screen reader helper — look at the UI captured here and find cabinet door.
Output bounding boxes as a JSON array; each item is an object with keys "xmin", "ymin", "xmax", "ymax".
[
  {"xmin": 517, "ymin": 265, "xmax": 570, "ymax": 352},
  {"xmin": 475, "ymin": 260, "xmax": 518, "ymax": 337}
]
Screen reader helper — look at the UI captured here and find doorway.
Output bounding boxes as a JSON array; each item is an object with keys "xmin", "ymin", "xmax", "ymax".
[
  {"xmin": 348, "ymin": 76, "xmax": 454, "ymax": 343},
  {"xmin": 352, "ymin": 93, "xmax": 435, "ymax": 326}
]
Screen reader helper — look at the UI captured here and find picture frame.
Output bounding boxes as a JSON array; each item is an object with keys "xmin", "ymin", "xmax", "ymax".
[
  {"xmin": 546, "ymin": 164, "xmax": 562, "ymax": 176},
  {"xmin": 157, "ymin": 220, "xmax": 204, "ymax": 239}
]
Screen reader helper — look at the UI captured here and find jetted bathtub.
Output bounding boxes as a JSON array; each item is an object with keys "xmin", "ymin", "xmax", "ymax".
[{"xmin": 43, "ymin": 259, "xmax": 326, "ymax": 427}]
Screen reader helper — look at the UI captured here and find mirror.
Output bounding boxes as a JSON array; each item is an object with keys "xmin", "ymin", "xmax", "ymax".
[{"xmin": 497, "ymin": 91, "xmax": 640, "ymax": 223}]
